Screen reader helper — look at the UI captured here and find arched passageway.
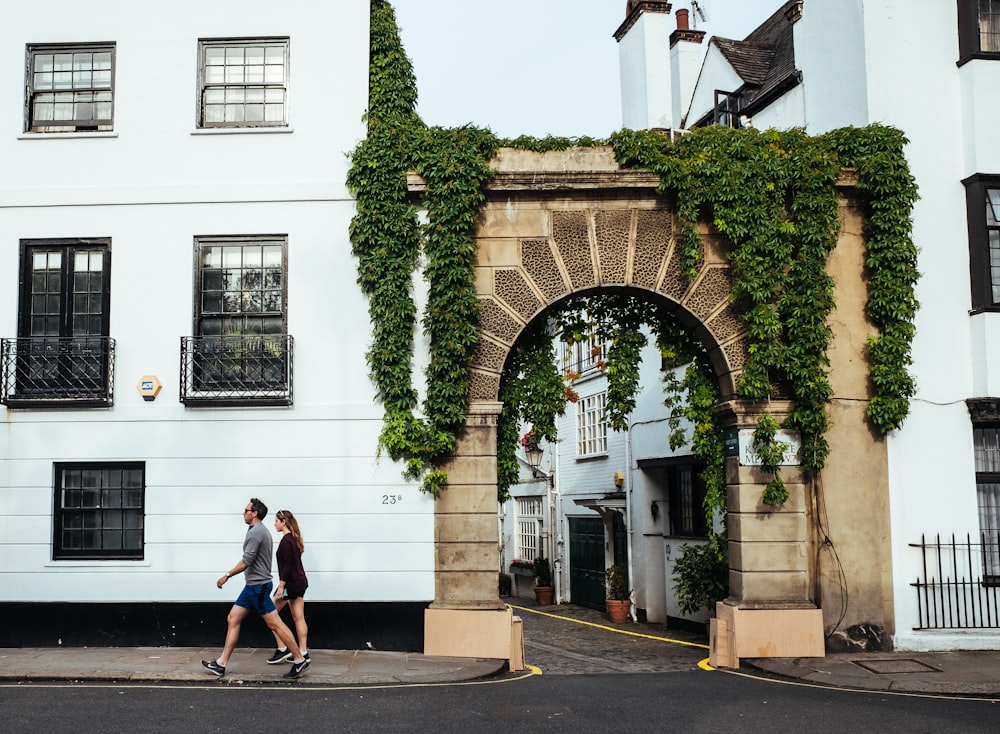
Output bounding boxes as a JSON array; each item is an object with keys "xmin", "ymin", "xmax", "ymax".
[{"xmin": 421, "ymin": 147, "xmax": 891, "ymax": 667}]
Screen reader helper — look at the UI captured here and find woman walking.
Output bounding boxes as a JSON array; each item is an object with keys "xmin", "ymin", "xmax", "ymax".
[{"xmin": 266, "ymin": 509, "xmax": 310, "ymax": 664}]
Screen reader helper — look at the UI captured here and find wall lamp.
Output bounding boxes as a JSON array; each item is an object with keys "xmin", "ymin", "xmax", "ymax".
[{"xmin": 525, "ymin": 445, "xmax": 544, "ymax": 472}]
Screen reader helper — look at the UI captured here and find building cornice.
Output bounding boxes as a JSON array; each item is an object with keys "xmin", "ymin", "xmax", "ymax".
[
  {"xmin": 968, "ymin": 398, "xmax": 1000, "ymax": 423},
  {"xmin": 670, "ymin": 28, "xmax": 706, "ymax": 46},
  {"xmin": 614, "ymin": 1, "xmax": 672, "ymax": 42}
]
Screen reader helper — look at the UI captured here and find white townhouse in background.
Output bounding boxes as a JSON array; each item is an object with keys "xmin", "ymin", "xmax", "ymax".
[
  {"xmin": 0, "ymin": 1, "xmax": 441, "ymax": 648},
  {"xmin": 501, "ymin": 323, "xmax": 710, "ymax": 629},
  {"xmin": 557, "ymin": 0, "xmax": 1000, "ymax": 652}
]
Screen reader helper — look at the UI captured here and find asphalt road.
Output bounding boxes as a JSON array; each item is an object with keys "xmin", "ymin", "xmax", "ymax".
[
  {"xmin": 1, "ymin": 670, "xmax": 997, "ymax": 734},
  {"xmin": 2, "ymin": 603, "xmax": 997, "ymax": 733}
]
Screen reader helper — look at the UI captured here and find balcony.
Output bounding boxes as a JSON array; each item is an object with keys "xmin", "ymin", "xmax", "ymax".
[
  {"xmin": 0, "ymin": 337, "xmax": 116, "ymax": 408},
  {"xmin": 180, "ymin": 334, "xmax": 293, "ymax": 406}
]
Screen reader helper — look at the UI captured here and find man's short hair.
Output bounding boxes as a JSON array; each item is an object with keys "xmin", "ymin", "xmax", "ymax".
[{"xmin": 249, "ymin": 497, "xmax": 268, "ymax": 521}]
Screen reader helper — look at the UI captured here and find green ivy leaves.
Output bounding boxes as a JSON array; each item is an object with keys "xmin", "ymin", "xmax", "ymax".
[
  {"xmin": 753, "ymin": 415, "xmax": 790, "ymax": 506},
  {"xmin": 352, "ymin": 3, "xmax": 497, "ymax": 495},
  {"xmin": 355, "ymin": 3, "xmax": 917, "ymax": 503},
  {"xmin": 611, "ymin": 124, "xmax": 918, "ymax": 479},
  {"xmin": 496, "ymin": 318, "xmax": 567, "ymax": 501}
]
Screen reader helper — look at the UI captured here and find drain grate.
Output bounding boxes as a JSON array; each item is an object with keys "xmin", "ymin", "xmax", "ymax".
[{"xmin": 853, "ymin": 659, "xmax": 942, "ymax": 675}]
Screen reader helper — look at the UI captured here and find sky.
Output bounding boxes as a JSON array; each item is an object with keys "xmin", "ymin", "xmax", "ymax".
[{"xmin": 393, "ymin": 1, "xmax": 785, "ymax": 139}]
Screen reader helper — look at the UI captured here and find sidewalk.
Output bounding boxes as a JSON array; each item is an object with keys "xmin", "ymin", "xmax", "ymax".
[
  {"xmin": 4, "ymin": 604, "xmax": 1000, "ymax": 697},
  {"xmin": 744, "ymin": 650, "xmax": 1000, "ymax": 697},
  {"xmin": 0, "ymin": 647, "xmax": 507, "ymax": 686}
]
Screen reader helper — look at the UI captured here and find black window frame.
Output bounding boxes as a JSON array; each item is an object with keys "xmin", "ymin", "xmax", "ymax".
[
  {"xmin": 180, "ymin": 235, "xmax": 292, "ymax": 405},
  {"xmin": 972, "ymin": 420, "xmax": 1000, "ymax": 585},
  {"xmin": 963, "ymin": 174, "xmax": 1000, "ymax": 310},
  {"xmin": 712, "ymin": 89, "xmax": 745, "ymax": 129},
  {"xmin": 25, "ymin": 42, "xmax": 115, "ymax": 133},
  {"xmin": 193, "ymin": 234, "xmax": 288, "ymax": 343},
  {"xmin": 958, "ymin": 0, "xmax": 1000, "ymax": 64},
  {"xmin": 667, "ymin": 463, "xmax": 710, "ymax": 538},
  {"xmin": 197, "ymin": 37, "xmax": 290, "ymax": 129},
  {"xmin": 17, "ymin": 238, "xmax": 112, "ymax": 340},
  {"xmin": 2, "ymin": 238, "xmax": 115, "ymax": 407},
  {"xmin": 53, "ymin": 461, "xmax": 145, "ymax": 560}
]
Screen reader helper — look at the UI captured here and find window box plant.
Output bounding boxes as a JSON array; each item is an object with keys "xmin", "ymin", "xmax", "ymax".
[{"xmin": 509, "ymin": 559, "xmax": 535, "ymax": 577}]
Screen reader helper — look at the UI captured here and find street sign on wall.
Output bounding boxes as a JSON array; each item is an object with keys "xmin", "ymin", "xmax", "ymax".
[{"xmin": 723, "ymin": 427, "xmax": 801, "ymax": 466}]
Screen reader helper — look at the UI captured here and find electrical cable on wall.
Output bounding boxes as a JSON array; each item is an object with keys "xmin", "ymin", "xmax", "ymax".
[{"xmin": 811, "ymin": 473, "xmax": 849, "ymax": 640}]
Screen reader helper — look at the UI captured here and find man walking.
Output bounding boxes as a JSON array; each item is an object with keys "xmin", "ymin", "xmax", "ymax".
[{"xmin": 201, "ymin": 497, "xmax": 310, "ymax": 679}]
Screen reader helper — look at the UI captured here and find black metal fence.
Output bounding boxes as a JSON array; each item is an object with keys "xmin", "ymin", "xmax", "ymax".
[
  {"xmin": 910, "ymin": 533, "xmax": 1000, "ymax": 630},
  {"xmin": 179, "ymin": 334, "xmax": 293, "ymax": 406},
  {"xmin": 0, "ymin": 336, "xmax": 116, "ymax": 407}
]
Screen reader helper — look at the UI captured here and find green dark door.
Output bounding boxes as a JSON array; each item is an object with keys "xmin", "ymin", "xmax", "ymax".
[
  {"xmin": 569, "ymin": 517, "xmax": 606, "ymax": 610},
  {"xmin": 569, "ymin": 514, "xmax": 629, "ymax": 610}
]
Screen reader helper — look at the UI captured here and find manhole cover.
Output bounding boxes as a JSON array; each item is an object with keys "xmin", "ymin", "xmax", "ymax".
[{"xmin": 853, "ymin": 659, "xmax": 942, "ymax": 675}]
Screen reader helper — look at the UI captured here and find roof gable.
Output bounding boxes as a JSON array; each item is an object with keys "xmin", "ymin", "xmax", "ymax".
[{"xmin": 696, "ymin": 0, "xmax": 802, "ymax": 122}]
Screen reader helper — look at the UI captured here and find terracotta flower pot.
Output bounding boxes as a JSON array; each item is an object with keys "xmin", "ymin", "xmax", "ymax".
[
  {"xmin": 534, "ymin": 585, "xmax": 555, "ymax": 605},
  {"xmin": 606, "ymin": 598, "xmax": 630, "ymax": 623}
]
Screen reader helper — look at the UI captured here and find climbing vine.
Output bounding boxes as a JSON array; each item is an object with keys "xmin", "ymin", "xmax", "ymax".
[
  {"xmin": 753, "ymin": 414, "xmax": 790, "ymax": 506},
  {"xmin": 497, "ymin": 318, "xmax": 566, "ymax": 502},
  {"xmin": 352, "ymin": 1, "xmax": 918, "ymax": 501},
  {"xmin": 611, "ymin": 125, "xmax": 918, "ymax": 482},
  {"xmin": 349, "ymin": 2, "xmax": 500, "ymax": 494}
]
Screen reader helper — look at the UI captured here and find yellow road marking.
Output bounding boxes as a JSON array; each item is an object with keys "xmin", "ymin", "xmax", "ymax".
[{"xmin": 510, "ymin": 604, "xmax": 710, "ymax": 650}]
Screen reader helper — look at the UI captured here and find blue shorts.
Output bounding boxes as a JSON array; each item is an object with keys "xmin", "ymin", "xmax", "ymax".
[{"xmin": 235, "ymin": 582, "xmax": 276, "ymax": 616}]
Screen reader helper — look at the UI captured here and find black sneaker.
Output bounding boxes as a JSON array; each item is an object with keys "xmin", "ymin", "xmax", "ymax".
[
  {"xmin": 303, "ymin": 651, "xmax": 311, "ymax": 662},
  {"xmin": 283, "ymin": 658, "xmax": 310, "ymax": 678},
  {"xmin": 201, "ymin": 659, "xmax": 225, "ymax": 676},
  {"xmin": 266, "ymin": 648, "xmax": 292, "ymax": 664}
]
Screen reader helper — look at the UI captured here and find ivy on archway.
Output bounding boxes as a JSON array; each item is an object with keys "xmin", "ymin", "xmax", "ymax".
[
  {"xmin": 350, "ymin": 1, "xmax": 919, "ymax": 501},
  {"xmin": 495, "ymin": 292, "xmax": 727, "ymax": 506}
]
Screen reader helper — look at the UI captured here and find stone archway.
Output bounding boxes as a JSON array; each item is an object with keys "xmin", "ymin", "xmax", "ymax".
[{"xmin": 421, "ymin": 147, "xmax": 892, "ymax": 667}]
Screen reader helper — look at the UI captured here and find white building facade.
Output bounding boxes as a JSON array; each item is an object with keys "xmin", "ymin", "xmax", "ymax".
[
  {"xmin": 0, "ymin": 1, "xmax": 438, "ymax": 647},
  {"xmin": 610, "ymin": 0, "xmax": 1000, "ymax": 651}
]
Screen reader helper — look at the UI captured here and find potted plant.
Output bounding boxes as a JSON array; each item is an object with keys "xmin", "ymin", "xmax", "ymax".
[
  {"xmin": 671, "ymin": 539, "xmax": 729, "ymax": 619},
  {"xmin": 498, "ymin": 572, "xmax": 512, "ymax": 597},
  {"xmin": 605, "ymin": 564, "xmax": 631, "ymax": 623},
  {"xmin": 533, "ymin": 556, "xmax": 554, "ymax": 605}
]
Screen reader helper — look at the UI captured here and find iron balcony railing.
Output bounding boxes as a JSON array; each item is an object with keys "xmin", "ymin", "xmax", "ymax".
[
  {"xmin": 180, "ymin": 334, "xmax": 293, "ymax": 406},
  {"xmin": 910, "ymin": 533, "xmax": 1000, "ymax": 630},
  {"xmin": 0, "ymin": 336, "xmax": 116, "ymax": 408}
]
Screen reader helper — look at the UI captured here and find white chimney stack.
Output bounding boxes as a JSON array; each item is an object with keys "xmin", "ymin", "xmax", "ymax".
[
  {"xmin": 670, "ymin": 7, "xmax": 706, "ymax": 128},
  {"xmin": 614, "ymin": 1, "xmax": 674, "ymax": 130}
]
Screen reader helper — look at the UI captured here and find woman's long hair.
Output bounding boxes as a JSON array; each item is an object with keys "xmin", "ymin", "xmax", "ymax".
[{"xmin": 276, "ymin": 510, "xmax": 305, "ymax": 554}]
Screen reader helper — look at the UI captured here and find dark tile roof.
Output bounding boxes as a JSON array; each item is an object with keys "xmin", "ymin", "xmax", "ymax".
[
  {"xmin": 715, "ymin": 38, "xmax": 775, "ymax": 87},
  {"xmin": 709, "ymin": 0, "xmax": 801, "ymax": 113}
]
